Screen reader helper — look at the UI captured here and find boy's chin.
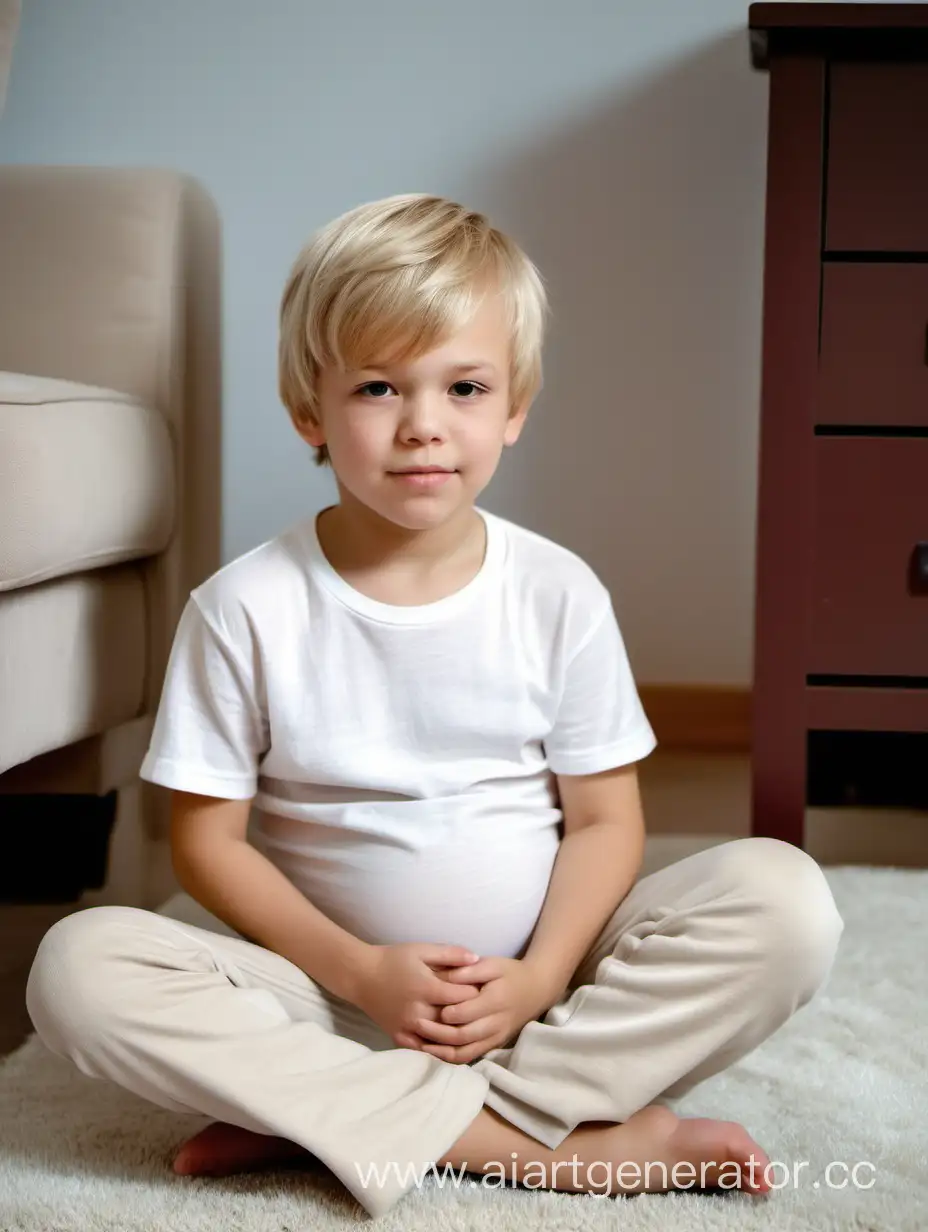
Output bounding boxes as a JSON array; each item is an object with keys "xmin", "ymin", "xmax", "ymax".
[
  {"xmin": 380, "ymin": 503, "xmax": 468, "ymax": 532},
  {"xmin": 368, "ymin": 490, "xmax": 474, "ymax": 529}
]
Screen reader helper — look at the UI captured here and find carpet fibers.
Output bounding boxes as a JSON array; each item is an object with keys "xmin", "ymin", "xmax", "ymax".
[{"xmin": 1, "ymin": 865, "xmax": 925, "ymax": 1231}]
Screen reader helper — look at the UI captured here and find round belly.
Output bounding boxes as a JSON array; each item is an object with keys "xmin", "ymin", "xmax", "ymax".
[{"xmin": 257, "ymin": 812, "xmax": 561, "ymax": 960}]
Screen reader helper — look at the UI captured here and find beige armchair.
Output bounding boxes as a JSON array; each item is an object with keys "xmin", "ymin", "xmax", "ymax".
[{"xmin": 0, "ymin": 166, "xmax": 222, "ymax": 909}]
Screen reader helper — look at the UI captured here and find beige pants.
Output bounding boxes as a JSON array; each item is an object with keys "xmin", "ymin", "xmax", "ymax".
[{"xmin": 25, "ymin": 837, "xmax": 842, "ymax": 1219}]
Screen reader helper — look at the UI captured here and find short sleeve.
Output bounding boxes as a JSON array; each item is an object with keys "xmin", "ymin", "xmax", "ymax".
[
  {"xmin": 139, "ymin": 596, "xmax": 269, "ymax": 798},
  {"xmin": 544, "ymin": 597, "xmax": 657, "ymax": 776}
]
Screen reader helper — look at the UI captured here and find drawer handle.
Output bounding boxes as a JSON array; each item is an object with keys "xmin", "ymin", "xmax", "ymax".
[{"xmin": 912, "ymin": 543, "xmax": 928, "ymax": 593}]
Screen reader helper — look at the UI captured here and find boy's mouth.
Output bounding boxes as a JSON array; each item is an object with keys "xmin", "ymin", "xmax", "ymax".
[
  {"xmin": 389, "ymin": 468, "xmax": 457, "ymax": 488},
  {"xmin": 391, "ymin": 466, "xmax": 456, "ymax": 474}
]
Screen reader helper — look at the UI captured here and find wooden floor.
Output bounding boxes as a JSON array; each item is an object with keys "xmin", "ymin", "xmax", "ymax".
[{"xmin": 2, "ymin": 750, "xmax": 925, "ymax": 1060}]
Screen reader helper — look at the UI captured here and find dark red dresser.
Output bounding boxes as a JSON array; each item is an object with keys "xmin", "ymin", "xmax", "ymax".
[{"xmin": 749, "ymin": 4, "xmax": 928, "ymax": 847}]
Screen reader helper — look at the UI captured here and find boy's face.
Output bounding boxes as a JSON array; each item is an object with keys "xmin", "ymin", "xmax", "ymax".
[{"xmin": 301, "ymin": 291, "xmax": 529, "ymax": 532}]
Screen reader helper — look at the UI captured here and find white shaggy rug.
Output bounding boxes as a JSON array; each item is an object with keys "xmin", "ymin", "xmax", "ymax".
[{"xmin": 1, "ymin": 863, "xmax": 926, "ymax": 1231}]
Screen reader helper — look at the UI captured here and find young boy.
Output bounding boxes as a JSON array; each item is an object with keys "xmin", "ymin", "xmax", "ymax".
[{"xmin": 25, "ymin": 194, "xmax": 844, "ymax": 1219}]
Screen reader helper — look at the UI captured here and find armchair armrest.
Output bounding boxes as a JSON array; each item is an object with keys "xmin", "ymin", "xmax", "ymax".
[{"xmin": 0, "ymin": 166, "xmax": 222, "ymax": 718}]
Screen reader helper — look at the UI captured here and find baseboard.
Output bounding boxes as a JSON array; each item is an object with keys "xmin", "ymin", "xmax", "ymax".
[{"xmin": 639, "ymin": 685, "xmax": 751, "ymax": 752}]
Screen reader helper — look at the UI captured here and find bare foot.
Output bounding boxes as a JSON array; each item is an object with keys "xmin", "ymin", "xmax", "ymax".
[
  {"xmin": 172, "ymin": 1121, "xmax": 314, "ymax": 1177},
  {"xmin": 571, "ymin": 1107, "xmax": 772, "ymax": 1196},
  {"xmin": 648, "ymin": 1107, "xmax": 772, "ymax": 1195},
  {"xmin": 440, "ymin": 1104, "xmax": 773, "ymax": 1197}
]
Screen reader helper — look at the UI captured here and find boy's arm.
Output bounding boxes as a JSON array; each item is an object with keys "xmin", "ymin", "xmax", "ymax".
[
  {"xmin": 528, "ymin": 584, "xmax": 656, "ymax": 1003},
  {"xmin": 170, "ymin": 790, "xmax": 376, "ymax": 1006},
  {"xmin": 520, "ymin": 763, "xmax": 646, "ymax": 1003}
]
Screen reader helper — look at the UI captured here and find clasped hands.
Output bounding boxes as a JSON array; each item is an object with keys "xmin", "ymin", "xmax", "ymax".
[{"xmin": 355, "ymin": 941, "xmax": 557, "ymax": 1066}]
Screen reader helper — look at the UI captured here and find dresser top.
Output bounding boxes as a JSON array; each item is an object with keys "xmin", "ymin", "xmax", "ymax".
[{"xmin": 750, "ymin": 4, "xmax": 928, "ymax": 68}]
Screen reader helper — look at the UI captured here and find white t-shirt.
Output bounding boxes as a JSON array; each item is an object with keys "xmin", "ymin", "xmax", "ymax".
[{"xmin": 140, "ymin": 505, "xmax": 657, "ymax": 959}]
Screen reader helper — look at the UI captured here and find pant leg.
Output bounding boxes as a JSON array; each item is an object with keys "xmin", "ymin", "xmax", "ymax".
[
  {"xmin": 472, "ymin": 836, "xmax": 844, "ymax": 1148},
  {"xmin": 24, "ymin": 900, "xmax": 489, "ymax": 1219}
]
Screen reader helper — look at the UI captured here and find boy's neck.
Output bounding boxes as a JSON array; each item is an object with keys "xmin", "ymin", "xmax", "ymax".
[{"xmin": 315, "ymin": 498, "xmax": 487, "ymax": 603}]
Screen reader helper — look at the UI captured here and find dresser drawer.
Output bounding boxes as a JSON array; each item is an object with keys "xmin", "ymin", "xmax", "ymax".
[
  {"xmin": 819, "ymin": 264, "xmax": 928, "ymax": 428},
  {"xmin": 806, "ymin": 684, "xmax": 928, "ymax": 733},
  {"xmin": 810, "ymin": 437, "xmax": 928, "ymax": 676},
  {"xmin": 826, "ymin": 61, "xmax": 928, "ymax": 251}
]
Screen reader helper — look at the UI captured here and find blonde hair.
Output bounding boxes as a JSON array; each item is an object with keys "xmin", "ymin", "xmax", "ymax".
[{"xmin": 278, "ymin": 193, "xmax": 548, "ymax": 466}]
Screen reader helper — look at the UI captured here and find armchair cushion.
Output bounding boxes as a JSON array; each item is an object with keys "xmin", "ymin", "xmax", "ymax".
[
  {"xmin": 0, "ymin": 564, "xmax": 146, "ymax": 775},
  {"xmin": 0, "ymin": 371, "xmax": 174, "ymax": 592}
]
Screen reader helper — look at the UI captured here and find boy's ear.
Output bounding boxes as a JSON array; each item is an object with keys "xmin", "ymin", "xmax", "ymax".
[
  {"xmin": 503, "ymin": 399, "xmax": 531, "ymax": 447},
  {"xmin": 293, "ymin": 408, "xmax": 325, "ymax": 449}
]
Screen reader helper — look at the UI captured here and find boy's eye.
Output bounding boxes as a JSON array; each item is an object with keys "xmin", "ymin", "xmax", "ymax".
[{"xmin": 355, "ymin": 380, "xmax": 486, "ymax": 399}]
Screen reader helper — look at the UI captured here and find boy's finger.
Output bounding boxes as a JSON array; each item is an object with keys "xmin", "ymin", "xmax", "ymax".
[
  {"xmin": 442, "ymin": 958, "xmax": 497, "ymax": 983},
  {"xmin": 395, "ymin": 1032, "xmax": 423, "ymax": 1050},
  {"xmin": 455, "ymin": 1038, "xmax": 504, "ymax": 1065},
  {"xmin": 439, "ymin": 993, "xmax": 493, "ymax": 1025},
  {"xmin": 425, "ymin": 946, "xmax": 480, "ymax": 966},
  {"xmin": 428, "ymin": 976, "xmax": 482, "ymax": 1005},
  {"xmin": 418, "ymin": 1041, "xmax": 461, "ymax": 1064},
  {"xmin": 419, "ymin": 1032, "xmax": 501, "ymax": 1065},
  {"xmin": 416, "ymin": 1014, "xmax": 498, "ymax": 1046}
]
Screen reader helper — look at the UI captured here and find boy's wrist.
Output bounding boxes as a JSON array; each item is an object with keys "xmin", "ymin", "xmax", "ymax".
[
  {"xmin": 519, "ymin": 953, "xmax": 568, "ymax": 1009},
  {"xmin": 329, "ymin": 938, "xmax": 379, "ymax": 1006}
]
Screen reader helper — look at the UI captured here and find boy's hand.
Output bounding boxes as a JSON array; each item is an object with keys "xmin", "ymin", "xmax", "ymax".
[
  {"xmin": 414, "ymin": 956, "xmax": 555, "ymax": 1065},
  {"xmin": 352, "ymin": 942, "xmax": 483, "ymax": 1051}
]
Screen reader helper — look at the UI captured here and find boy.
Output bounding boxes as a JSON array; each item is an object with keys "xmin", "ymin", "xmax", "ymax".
[{"xmin": 25, "ymin": 194, "xmax": 844, "ymax": 1219}]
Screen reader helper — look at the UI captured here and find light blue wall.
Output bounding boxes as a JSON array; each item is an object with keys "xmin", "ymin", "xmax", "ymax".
[{"xmin": 1, "ymin": 0, "xmax": 771, "ymax": 683}]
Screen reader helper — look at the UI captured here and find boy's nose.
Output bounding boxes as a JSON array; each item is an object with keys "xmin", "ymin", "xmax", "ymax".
[{"xmin": 399, "ymin": 397, "xmax": 446, "ymax": 443}]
